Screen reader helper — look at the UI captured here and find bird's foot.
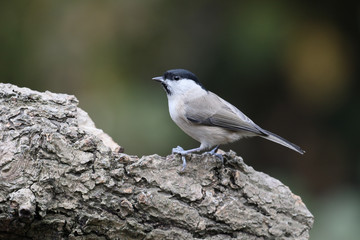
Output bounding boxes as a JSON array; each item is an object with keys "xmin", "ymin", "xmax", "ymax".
[
  {"xmin": 180, "ymin": 156, "xmax": 187, "ymax": 171},
  {"xmin": 203, "ymin": 145, "xmax": 224, "ymax": 163},
  {"xmin": 172, "ymin": 146, "xmax": 187, "ymax": 171},
  {"xmin": 172, "ymin": 146, "xmax": 186, "ymax": 155},
  {"xmin": 212, "ymin": 153, "xmax": 224, "ymax": 161},
  {"xmin": 204, "ymin": 152, "xmax": 224, "ymax": 161}
]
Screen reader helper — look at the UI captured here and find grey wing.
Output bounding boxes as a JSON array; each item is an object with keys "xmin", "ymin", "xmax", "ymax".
[{"xmin": 184, "ymin": 92, "xmax": 266, "ymax": 136}]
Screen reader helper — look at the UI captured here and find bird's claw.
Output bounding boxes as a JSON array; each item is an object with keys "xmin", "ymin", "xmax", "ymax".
[
  {"xmin": 203, "ymin": 147, "xmax": 224, "ymax": 164},
  {"xmin": 213, "ymin": 153, "xmax": 224, "ymax": 160},
  {"xmin": 172, "ymin": 146, "xmax": 185, "ymax": 155},
  {"xmin": 181, "ymin": 155, "xmax": 187, "ymax": 171},
  {"xmin": 203, "ymin": 151, "xmax": 223, "ymax": 159},
  {"xmin": 172, "ymin": 146, "xmax": 187, "ymax": 171}
]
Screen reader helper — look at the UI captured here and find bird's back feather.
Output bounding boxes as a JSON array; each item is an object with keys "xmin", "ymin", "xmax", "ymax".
[{"xmin": 184, "ymin": 91, "xmax": 305, "ymax": 154}]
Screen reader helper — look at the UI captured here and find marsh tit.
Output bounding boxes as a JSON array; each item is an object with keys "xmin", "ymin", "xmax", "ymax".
[{"xmin": 153, "ymin": 69, "xmax": 305, "ymax": 170}]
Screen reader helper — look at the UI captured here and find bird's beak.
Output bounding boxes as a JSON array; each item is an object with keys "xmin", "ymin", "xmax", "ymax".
[{"xmin": 152, "ymin": 76, "xmax": 164, "ymax": 82}]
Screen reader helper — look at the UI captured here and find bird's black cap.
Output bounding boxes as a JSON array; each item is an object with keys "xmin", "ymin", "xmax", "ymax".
[{"xmin": 164, "ymin": 69, "xmax": 201, "ymax": 85}]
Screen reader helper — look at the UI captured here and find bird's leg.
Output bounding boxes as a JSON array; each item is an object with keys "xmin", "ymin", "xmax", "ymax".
[
  {"xmin": 172, "ymin": 146, "xmax": 203, "ymax": 155},
  {"xmin": 172, "ymin": 146, "xmax": 204, "ymax": 171},
  {"xmin": 208, "ymin": 145, "xmax": 219, "ymax": 155}
]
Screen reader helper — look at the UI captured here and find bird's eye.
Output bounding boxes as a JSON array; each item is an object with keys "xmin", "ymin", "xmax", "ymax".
[{"xmin": 174, "ymin": 76, "xmax": 180, "ymax": 80}]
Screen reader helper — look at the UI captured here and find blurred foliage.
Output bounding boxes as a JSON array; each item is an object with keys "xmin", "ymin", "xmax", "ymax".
[{"xmin": 0, "ymin": 1, "xmax": 359, "ymax": 239}]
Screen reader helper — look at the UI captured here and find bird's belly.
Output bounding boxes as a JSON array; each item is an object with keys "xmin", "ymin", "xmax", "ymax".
[{"xmin": 177, "ymin": 122, "xmax": 242, "ymax": 149}]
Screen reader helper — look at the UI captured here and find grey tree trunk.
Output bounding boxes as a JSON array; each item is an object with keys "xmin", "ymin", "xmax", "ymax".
[{"xmin": 0, "ymin": 83, "xmax": 314, "ymax": 240}]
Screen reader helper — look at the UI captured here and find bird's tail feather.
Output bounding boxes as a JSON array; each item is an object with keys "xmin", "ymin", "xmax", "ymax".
[{"xmin": 260, "ymin": 129, "xmax": 305, "ymax": 154}]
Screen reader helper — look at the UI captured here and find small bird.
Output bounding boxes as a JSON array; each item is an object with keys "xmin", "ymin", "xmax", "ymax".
[{"xmin": 152, "ymin": 69, "xmax": 305, "ymax": 170}]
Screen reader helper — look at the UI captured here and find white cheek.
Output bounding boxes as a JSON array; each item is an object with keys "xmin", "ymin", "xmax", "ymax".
[{"xmin": 167, "ymin": 79, "xmax": 202, "ymax": 96}]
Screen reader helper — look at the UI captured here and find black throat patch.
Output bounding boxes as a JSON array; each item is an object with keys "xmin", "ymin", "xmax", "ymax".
[{"xmin": 161, "ymin": 82, "xmax": 171, "ymax": 95}]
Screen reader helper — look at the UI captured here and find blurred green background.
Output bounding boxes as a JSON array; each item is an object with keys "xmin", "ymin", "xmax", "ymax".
[{"xmin": 1, "ymin": 1, "xmax": 359, "ymax": 239}]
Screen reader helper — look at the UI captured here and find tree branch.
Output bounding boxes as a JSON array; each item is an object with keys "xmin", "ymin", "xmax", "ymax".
[{"xmin": 0, "ymin": 83, "xmax": 314, "ymax": 240}]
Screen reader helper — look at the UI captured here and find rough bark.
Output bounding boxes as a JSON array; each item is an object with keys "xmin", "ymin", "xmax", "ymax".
[{"xmin": 0, "ymin": 83, "xmax": 314, "ymax": 240}]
